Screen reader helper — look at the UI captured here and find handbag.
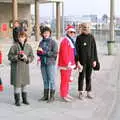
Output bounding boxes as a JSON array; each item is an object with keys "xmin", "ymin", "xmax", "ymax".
[{"xmin": 93, "ymin": 61, "xmax": 100, "ymax": 71}]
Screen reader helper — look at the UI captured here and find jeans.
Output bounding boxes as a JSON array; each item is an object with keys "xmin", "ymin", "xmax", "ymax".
[{"xmin": 41, "ymin": 64, "xmax": 56, "ymax": 90}]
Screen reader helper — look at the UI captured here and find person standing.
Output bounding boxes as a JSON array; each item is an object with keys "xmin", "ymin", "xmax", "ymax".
[
  {"xmin": 8, "ymin": 32, "xmax": 34, "ymax": 106},
  {"xmin": 58, "ymin": 25, "xmax": 76, "ymax": 102},
  {"xmin": 13, "ymin": 20, "xmax": 23, "ymax": 43},
  {"xmin": 0, "ymin": 49, "xmax": 3, "ymax": 92},
  {"xmin": 37, "ymin": 26, "xmax": 58, "ymax": 103},
  {"xmin": 75, "ymin": 23, "xmax": 98, "ymax": 100}
]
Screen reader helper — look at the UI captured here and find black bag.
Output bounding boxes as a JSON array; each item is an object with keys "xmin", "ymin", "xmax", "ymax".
[{"xmin": 93, "ymin": 61, "xmax": 100, "ymax": 71}]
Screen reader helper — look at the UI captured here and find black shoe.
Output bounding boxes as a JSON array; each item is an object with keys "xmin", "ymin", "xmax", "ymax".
[
  {"xmin": 22, "ymin": 92, "xmax": 29, "ymax": 105},
  {"xmin": 39, "ymin": 89, "xmax": 49, "ymax": 101},
  {"xmin": 47, "ymin": 89, "xmax": 55, "ymax": 103},
  {"xmin": 14, "ymin": 93, "xmax": 21, "ymax": 106}
]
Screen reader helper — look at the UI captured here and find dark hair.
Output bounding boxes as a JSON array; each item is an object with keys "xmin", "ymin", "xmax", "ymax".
[{"xmin": 41, "ymin": 26, "xmax": 52, "ymax": 37}]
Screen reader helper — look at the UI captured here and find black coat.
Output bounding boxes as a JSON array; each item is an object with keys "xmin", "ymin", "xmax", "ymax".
[{"xmin": 75, "ymin": 33, "xmax": 98, "ymax": 65}]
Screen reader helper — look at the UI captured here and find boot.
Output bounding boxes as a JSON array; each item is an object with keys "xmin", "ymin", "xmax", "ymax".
[
  {"xmin": 14, "ymin": 93, "xmax": 21, "ymax": 106},
  {"xmin": 22, "ymin": 92, "xmax": 29, "ymax": 105},
  {"xmin": 40, "ymin": 89, "xmax": 49, "ymax": 101},
  {"xmin": 47, "ymin": 89, "xmax": 55, "ymax": 103}
]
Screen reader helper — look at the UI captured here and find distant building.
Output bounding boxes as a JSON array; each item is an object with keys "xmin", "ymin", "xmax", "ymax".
[{"xmin": 81, "ymin": 14, "xmax": 97, "ymax": 23}]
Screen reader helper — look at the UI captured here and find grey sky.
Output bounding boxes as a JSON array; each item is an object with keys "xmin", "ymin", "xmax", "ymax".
[{"xmin": 31, "ymin": 0, "xmax": 120, "ymax": 17}]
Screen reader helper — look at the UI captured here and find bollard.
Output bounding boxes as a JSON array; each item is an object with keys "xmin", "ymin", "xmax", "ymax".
[{"xmin": 107, "ymin": 41, "xmax": 115, "ymax": 55}]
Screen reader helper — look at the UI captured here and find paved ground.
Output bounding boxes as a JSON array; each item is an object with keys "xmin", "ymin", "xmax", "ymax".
[
  {"xmin": 0, "ymin": 39, "xmax": 120, "ymax": 120},
  {"xmin": 109, "ymin": 60, "xmax": 120, "ymax": 120}
]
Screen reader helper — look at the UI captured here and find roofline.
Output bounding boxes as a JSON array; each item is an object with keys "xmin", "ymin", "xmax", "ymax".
[{"xmin": 0, "ymin": 0, "xmax": 63, "ymax": 4}]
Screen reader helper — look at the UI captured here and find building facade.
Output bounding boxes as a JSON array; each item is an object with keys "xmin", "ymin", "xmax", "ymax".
[
  {"xmin": 0, "ymin": 0, "xmax": 63, "ymax": 40},
  {"xmin": 0, "ymin": 1, "xmax": 31, "ymax": 38}
]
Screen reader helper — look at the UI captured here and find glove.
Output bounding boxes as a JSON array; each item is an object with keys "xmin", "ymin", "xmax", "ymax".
[
  {"xmin": 77, "ymin": 62, "xmax": 83, "ymax": 72},
  {"xmin": 18, "ymin": 53, "xmax": 27, "ymax": 62},
  {"xmin": 67, "ymin": 62, "xmax": 76, "ymax": 69},
  {"xmin": 22, "ymin": 54, "xmax": 27, "ymax": 61}
]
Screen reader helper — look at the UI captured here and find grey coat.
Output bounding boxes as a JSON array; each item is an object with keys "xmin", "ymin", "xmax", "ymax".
[{"xmin": 8, "ymin": 43, "xmax": 34, "ymax": 87}]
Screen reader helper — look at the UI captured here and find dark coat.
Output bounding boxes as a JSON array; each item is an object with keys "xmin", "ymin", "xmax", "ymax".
[
  {"xmin": 75, "ymin": 33, "xmax": 98, "ymax": 65},
  {"xmin": 8, "ymin": 42, "xmax": 34, "ymax": 87}
]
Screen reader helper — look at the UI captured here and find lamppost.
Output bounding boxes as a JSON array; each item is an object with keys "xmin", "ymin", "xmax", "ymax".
[{"xmin": 107, "ymin": 0, "xmax": 115, "ymax": 55}]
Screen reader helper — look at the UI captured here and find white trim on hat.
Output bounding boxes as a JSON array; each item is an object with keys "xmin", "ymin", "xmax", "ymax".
[{"xmin": 67, "ymin": 28, "xmax": 76, "ymax": 32}]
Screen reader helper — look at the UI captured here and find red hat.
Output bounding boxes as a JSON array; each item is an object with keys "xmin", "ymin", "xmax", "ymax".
[{"xmin": 65, "ymin": 25, "xmax": 76, "ymax": 32}]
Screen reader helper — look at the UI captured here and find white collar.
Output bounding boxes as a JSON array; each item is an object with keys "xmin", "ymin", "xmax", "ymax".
[{"xmin": 65, "ymin": 36, "xmax": 75, "ymax": 48}]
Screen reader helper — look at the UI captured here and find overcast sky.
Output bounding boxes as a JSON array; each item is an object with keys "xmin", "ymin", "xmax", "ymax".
[{"xmin": 31, "ymin": 0, "xmax": 120, "ymax": 17}]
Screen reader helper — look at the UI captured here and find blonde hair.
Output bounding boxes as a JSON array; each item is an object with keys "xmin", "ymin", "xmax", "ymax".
[{"xmin": 81, "ymin": 23, "xmax": 91, "ymax": 33}]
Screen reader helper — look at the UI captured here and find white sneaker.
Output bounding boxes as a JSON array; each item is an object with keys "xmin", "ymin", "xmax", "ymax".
[
  {"xmin": 67, "ymin": 95, "xmax": 73, "ymax": 100},
  {"xmin": 62, "ymin": 97, "xmax": 72, "ymax": 102},
  {"xmin": 78, "ymin": 91, "xmax": 84, "ymax": 100},
  {"xmin": 87, "ymin": 92, "xmax": 94, "ymax": 99}
]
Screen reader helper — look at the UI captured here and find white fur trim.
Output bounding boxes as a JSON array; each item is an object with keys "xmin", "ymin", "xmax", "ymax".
[
  {"xmin": 65, "ymin": 36, "xmax": 75, "ymax": 48},
  {"xmin": 58, "ymin": 66, "xmax": 68, "ymax": 70},
  {"xmin": 67, "ymin": 28, "xmax": 76, "ymax": 32},
  {"xmin": 58, "ymin": 64, "xmax": 76, "ymax": 70}
]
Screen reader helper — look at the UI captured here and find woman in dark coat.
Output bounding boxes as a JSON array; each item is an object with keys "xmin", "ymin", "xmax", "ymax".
[
  {"xmin": 8, "ymin": 32, "xmax": 34, "ymax": 106},
  {"xmin": 75, "ymin": 23, "xmax": 98, "ymax": 100}
]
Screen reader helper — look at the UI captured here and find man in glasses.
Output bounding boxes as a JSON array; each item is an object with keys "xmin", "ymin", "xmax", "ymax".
[
  {"xmin": 75, "ymin": 23, "xmax": 98, "ymax": 100},
  {"xmin": 58, "ymin": 25, "xmax": 76, "ymax": 102}
]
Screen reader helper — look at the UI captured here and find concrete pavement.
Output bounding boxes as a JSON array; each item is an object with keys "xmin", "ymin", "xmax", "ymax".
[
  {"xmin": 0, "ymin": 40, "xmax": 120, "ymax": 120},
  {"xmin": 109, "ymin": 56, "xmax": 120, "ymax": 120}
]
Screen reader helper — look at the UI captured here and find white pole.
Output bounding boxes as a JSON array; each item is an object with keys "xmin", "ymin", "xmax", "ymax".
[
  {"xmin": 62, "ymin": 2, "xmax": 64, "ymax": 36},
  {"xmin": 110, "ymin": 0, "xmax": 115, "ymax": 41},
  {"xmin": 35, "ymin": 0, "xmax": 40, "ymax": 41},
  {"xmin": 108, "ymin": 0, "xmax": 115, "ymax": 55},
  {"xmin": 52, "ymin": 3, "xmax": 55, "ymax": 33}
]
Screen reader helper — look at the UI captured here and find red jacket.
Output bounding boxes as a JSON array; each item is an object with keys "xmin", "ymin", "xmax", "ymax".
[{"xmin": 58, "ymin": 36, "xmax": 75, "ymax": 69}]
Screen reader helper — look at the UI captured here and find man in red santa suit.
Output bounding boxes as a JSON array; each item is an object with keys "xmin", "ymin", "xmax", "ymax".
[{"xmin": 58, "ymin": 25, "xmax": 77, "ymax": 102}]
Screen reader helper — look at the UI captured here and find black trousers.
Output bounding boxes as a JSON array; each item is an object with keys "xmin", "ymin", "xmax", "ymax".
[{"xmin": 78, "ymin": 62, "xmax": 92, "ymax": 92}]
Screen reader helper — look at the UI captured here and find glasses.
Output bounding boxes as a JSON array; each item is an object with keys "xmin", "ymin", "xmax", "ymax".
[
  {"xmin": 70, "ymin": 31, "xmax": 75, "ymax": 34},
  {"xmin": 83, "ymin": 26, "xmax": 89, "ymax": 29}
]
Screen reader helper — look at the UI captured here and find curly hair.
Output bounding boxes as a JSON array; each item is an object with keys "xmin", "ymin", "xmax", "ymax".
[{"xmin": 40, "ymin": 26, "xmax": 52, "ymax": 37}]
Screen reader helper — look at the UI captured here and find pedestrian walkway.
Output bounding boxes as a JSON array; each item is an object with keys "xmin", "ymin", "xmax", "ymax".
[{"xmin": 0, "ymin": 40, "xmax": 120, "ymax": 120}]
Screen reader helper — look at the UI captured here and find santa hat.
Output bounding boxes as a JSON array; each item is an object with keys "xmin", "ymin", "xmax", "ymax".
[{"xmin": 65, "ymin": 25, "xmax": 76, "ymax": 32}]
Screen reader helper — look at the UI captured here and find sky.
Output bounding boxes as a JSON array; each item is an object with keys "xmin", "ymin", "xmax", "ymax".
[{"xmin": 31, "ymin": 0, "xmax": 120, "ymax": 18}]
